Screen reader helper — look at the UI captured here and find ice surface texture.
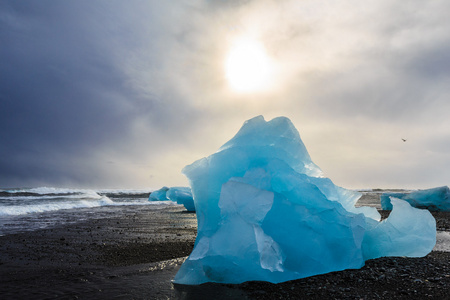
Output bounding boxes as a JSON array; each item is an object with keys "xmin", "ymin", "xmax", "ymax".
[
  {"xmin": 167, "ymin": 187, "xmax": 195, "ymax": 212},
  {"xmin": 148, "ymin": 186, "xmax": 170, "ymax": 201},
  {"xmin": 149, "ymin": 186, "xmax": 195, "ymax": 211},
  {"xmin": 381, "ymin": 186, "xmax": 450, "ymax": 211},
  {"xmin": 174, "ymin": 116, "xmax": 436, "ymax": 285}
]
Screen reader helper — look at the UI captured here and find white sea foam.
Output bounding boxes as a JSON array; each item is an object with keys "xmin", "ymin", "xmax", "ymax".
[
  {"xmin": 0, "ymin": 197, "xmax": 110, "ymax": 216},
  {"xmin": 0, "ymin": 187, "xmax": 174, "ymax": 216},
  {"xmin": 0, "ymin": 197, "xmax": 175, "ymax": 216},
  {"xmin": 0, "ymin": 194, "xmax": 98, "ymax": 201},
  {"xmin": 96, "ymin": 188, "xmax": 156, "ymax": 194},
  {"xmin": 5, "ymin": 187, "xmax": 97, "ymax": 195}
]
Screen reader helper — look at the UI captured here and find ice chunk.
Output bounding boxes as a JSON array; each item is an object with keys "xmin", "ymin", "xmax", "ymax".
[
  {"xmin": 380, "ymin": 192, "xmax": 405, "ymax": 210},
  {"xmin": 148, "ymin": 186, "xmax": 169, "ymax": 201},
  {"xmin": 363, "ymin": 198, "xmax": 436, "ymax": 259},
  {"xmin": 174, "ymin": 116, "xmax": 436, "ymax": 285},
  {"xmin": 167, "ymin": 187, "xmax": 195, "ymax": 212},
  {"xmin": 149, "ymin": 186, "xmax": 195, "ymax": 211},
  {"xmin": 381, "ymin": 186, "xmax": 450, "ymax": 211}
]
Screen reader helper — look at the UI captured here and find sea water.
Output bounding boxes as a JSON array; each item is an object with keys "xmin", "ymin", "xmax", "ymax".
[
  {"xmin": 1, "ymin": 187, "xmax": 448, "ymax": 252},
  {"xmin": 0, "ymin": 187, "xmax": 415, "ymax": 237},
  {"xmin": 0, "ymin": 187, "xmax": 177, "ymax": 236}
]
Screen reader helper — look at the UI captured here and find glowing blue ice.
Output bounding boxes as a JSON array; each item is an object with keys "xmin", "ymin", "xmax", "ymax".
[
  {"xmin": 381, "ymin": 186, "xmax": 450, "ymax": 211},
  {"xmin": 149, "ymin": 186, "xmax": 195, "ymax": 211},
  {"xmin": 148, "ymin": 186, "xmax": 169, "ymax": 201},
  {"xmin": 363, "ymin": 198, "xmax": 436, "ymax": 259},
  {"xmin": 167, "ymin": 187, "xmax": 195, "ymax": 212},
  {"xmin": 174, "ymin": 116, "xmax": 436, "ymax": 285}
]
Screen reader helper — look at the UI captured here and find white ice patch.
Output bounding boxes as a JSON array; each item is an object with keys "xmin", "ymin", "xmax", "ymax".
[{"xmin": 254, "ymin": 225, "xmax": 284, "ymax": 272}]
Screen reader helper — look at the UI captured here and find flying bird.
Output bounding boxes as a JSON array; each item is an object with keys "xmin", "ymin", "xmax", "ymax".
[{"xmin": 402, "ymin": 138, "xmax": 407, "ymax": 142}]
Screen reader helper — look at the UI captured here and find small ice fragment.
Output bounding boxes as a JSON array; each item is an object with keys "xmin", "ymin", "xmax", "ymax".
[
  {"xmin": 149, "ymin": 186, "xmax": 195, "ymax": 211},
  {"xmin": 381, "ymin": 186, "xmax": 450, "ymax": 211},
  {"xmin": 167, "ymin": 187, "xmax": 195, "ymax": 212},
  {"xmin": 149, "ymin": 186, "xmax": 169, "ymax": 201}
]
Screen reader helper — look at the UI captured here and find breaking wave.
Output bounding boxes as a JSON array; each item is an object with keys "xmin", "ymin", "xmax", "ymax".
[{"xmin": 0, "ymin": 187, "xmax": 172, "ymax": 216}]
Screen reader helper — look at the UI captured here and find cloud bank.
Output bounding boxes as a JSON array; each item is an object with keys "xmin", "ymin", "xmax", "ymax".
[{"xmin": 1, "ymin": 0, "xmax": 450, "ymax": 189}]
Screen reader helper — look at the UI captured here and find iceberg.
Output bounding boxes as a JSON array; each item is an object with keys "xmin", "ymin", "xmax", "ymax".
[
  {"xmin": 381, "ymin": 186, "xmax": 450, "ymax": 211},
  {"xmin": 149, "ymin": 186, "xmax": 195, "ymax": 211},
  {"xmin": 362, "ymin": 198, "xmax": 437, "ymax": 259},
  {"xmin": 167, "ymin": 187, "xmax": 195, "ymax": 212},
  {"xmin": 148, "ymin": 186, "xmax": 169, "ymax": 201},
  {"xmin": 174, "ymin": 116, "xmax": 436, "ymax": 285}
]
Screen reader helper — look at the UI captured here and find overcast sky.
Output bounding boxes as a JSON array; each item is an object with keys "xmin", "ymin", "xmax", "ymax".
[{"xmin": 1, "ymin": 0, "xmax": 450, "ymax": 189}]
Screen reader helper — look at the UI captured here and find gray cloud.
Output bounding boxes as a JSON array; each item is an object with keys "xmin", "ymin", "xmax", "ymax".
[
  {"xmin": 1, "ymin": 0, "xmax": 450, "ymax": 189},
  {"xmin": 0, "ymin": 1, "xmax": 153, "ymax": 186}
]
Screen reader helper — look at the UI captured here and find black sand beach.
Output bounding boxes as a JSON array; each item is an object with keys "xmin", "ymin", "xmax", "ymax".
[{"xmin": 1, "ymin": 204, "xmax": 449, "ymax": 299}]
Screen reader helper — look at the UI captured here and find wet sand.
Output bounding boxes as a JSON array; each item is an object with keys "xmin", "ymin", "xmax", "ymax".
[{"xmin": 1, "ymin": 205, "xmax": 449, "ymax": 299}]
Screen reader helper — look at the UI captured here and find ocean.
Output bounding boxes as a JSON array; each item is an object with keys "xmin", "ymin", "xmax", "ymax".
[
  {"xmin": 0, "ymin": 187, "xmax": 407, "ymax": 236},
  {"xmin": 1, "ymin": 187, "xmax": 407, "ymax": 215},
  {"xmin": 0, "ymin": 187, "xmax": 177, "ymax": 236},
  {"xmin": 1, "ymin": 187, "xmax": 448, "ymax": 252},
  {"xmin": 0, "ymin": 187, "xmax": 410, "ymax": 235}
]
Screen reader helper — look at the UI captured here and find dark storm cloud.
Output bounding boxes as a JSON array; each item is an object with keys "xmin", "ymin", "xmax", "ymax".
[{"xmin": 0, "ymin": 1, "xmax": 162, "ymax": 186}]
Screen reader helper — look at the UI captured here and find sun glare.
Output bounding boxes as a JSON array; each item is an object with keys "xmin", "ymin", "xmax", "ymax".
[{"xmin": 225, "ymin": 38, "xmax": 272, "ymax": 93}]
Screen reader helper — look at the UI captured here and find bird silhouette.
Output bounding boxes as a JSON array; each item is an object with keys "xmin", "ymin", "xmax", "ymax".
[{"xmin": 402, "ymin": 138, "xmax": 407, "ymax": 142}]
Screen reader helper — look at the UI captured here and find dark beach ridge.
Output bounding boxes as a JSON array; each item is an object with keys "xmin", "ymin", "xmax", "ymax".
[{"xmin": 1, "ymin": 197, "xmax": 450, "ymax": 299}]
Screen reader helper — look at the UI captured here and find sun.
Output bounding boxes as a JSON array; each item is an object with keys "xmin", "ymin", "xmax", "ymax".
[{"xmin": 225, "ymin": 38, "xmax": 272, "ymax": 93}]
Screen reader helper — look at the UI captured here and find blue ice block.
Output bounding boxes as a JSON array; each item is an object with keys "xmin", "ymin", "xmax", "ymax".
[
  {"xmin": 174, "ymin": 116, "xmax": 436, "ymax": 285},
  {"xmin": 381, "ymin": 186, "xmax": 450, "ymax": 211}
]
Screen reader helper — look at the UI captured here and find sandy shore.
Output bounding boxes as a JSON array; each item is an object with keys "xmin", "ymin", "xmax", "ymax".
[{"xmin": 0, "ymin": 205, "xmax": 449, "ymax": 299}]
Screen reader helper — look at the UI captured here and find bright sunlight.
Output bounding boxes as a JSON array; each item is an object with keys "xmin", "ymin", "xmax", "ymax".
[{"xmin": 225, "ymin": 38, "xmax": 272, "ymax": 93}]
